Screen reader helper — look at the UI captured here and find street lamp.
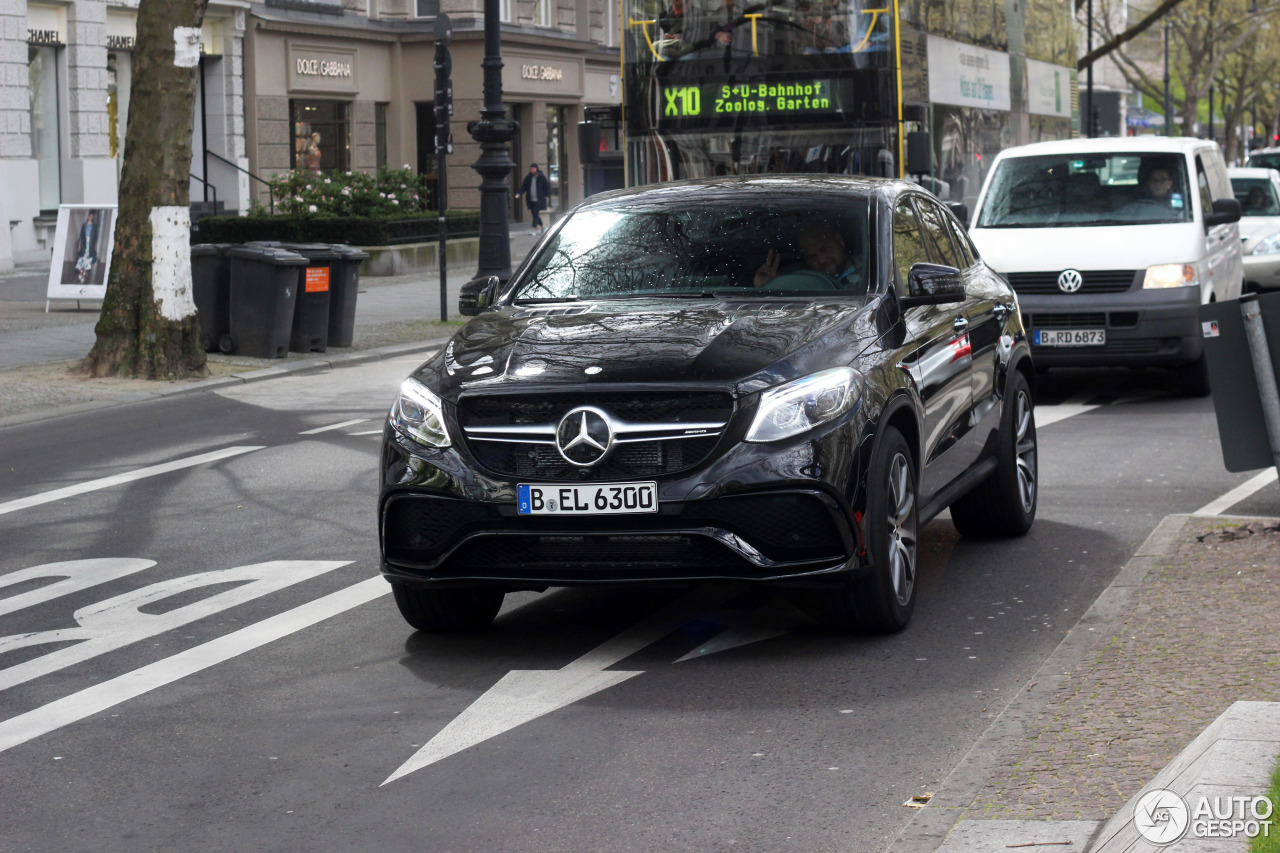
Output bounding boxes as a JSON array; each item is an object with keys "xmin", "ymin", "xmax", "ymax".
[{"xmin": 463, "ymin": 0, "xmax": 519, "ymax": 308}]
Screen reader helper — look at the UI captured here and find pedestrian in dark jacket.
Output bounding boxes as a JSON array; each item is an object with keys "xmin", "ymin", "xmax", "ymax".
[{"xmin": 516, "ymin": 163, "xmax": 551, "ymax": 234}]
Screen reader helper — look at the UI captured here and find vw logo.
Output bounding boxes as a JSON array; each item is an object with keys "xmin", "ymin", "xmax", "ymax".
[
  {"xmin": 555, "ymin": 406, "xmax": 614, "ymax": 466},
  {"xmin": 1057, "ymin": 269, "xmax": 1084, "ymax": 293}
]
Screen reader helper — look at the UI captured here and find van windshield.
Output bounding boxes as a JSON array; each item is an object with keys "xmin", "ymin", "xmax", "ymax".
[{"xmin": 977, "ymin": 153, "xmax": 1194, "ymax": 228}]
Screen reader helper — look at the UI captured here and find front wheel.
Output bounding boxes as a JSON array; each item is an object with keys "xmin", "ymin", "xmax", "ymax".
[
  {"xmin": 951, "ymin": 370, "xmax": 1038, "ymax": 538},
  {"xmin": 391, "ymin": 582, "xmax": 504, "ymax": 632},
  {"xmin": 805, "ymin": 425, "xmax": 919, "ymax": 634}
]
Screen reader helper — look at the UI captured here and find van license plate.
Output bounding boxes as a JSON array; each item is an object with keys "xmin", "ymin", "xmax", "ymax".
[
  {"xmin": 1035, "ymin": 329, "xmax": 1105, "ymax": 346},
  {"xmin": 517, "ymin": 482, "xmax": 658, "ymax": 515}
]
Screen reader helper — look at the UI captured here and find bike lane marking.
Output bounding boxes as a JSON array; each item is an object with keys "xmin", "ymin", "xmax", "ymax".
[
  {"xmin": 0, "ymin": 446, "xmax": 265, "ymax": 517},
  {"xmin": 0, "ymin": 576, "xmax": 389, "ymax": 754}
]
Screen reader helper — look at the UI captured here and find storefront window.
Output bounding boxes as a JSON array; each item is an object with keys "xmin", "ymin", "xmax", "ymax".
[
  {"xmin": 107, "ymin": 52, "xmax": 132, "ymax": 172},
  {"xmin": 291, "ymin": 100, "xmax": 351, "ymax": 173},
  {"xmin": 28, "ymin": 45, "xmax": 60, "ymax": 212},
  {"xmin": 545, "ymin": 105, "xmax": 566, "ymax": 211}
]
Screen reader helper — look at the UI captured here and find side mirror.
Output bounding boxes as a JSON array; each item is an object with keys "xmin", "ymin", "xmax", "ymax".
[
  {"xmin": 945, "ymin": 201, "xmax": 969, "ymax": 226},
  {"xmin": 458, "ymin": 275, "xmax": 501, "ymax": 316},
  {"xmin": 902, "ymin": 263, "xmax": 965, "ymax": 307},
  {"xmin": 1205, "ymin": 197, "xmax": 1242, "ymax": 227}
]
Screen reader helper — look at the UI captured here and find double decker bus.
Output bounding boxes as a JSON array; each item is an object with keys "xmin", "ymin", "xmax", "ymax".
[{"xmin": 622, "ymin": 0, "xmax": 902, "ymax": 184}]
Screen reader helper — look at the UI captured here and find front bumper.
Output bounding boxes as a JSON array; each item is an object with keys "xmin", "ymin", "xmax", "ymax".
[
  {"xmin": 1244, "ymin": 254, "xmax": 1280, "ymax": 292},
  {"xmin": 378, "ymin": 415, "xmax": 867, "ymax": 588},
  {"xmin": 1019, "ymin": 285, "xmax": 1203, "ymax": 368}
]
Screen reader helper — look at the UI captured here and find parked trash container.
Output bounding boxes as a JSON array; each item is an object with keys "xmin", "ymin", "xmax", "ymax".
[
  {"xmin": 191, "ymin": 243, "xmax": 231, "ymax": 353},
  {"xmin": 266, "ymin": 242, "xmax": 340, "ymax": 353},
  {"xmin": 325, "ymin": 244, "xmax": 369, "ymax": 347},
  {"xmin": 227, "ymin": 245, "xmax": 308, "ymax": 359}
]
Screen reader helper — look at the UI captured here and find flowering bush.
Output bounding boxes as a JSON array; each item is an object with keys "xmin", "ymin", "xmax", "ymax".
[{"xmin": 266, "ymin": 166, "xmax": 432, "ymax": 217}]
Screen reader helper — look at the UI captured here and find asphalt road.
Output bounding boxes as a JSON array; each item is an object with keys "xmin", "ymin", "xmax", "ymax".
[{"xmin": 0, "ymin": 357, "xmax": 1272, "ymax": 853}]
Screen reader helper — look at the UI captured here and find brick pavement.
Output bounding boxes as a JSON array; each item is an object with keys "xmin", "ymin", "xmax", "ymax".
[{"xmin": 967, "ymin": 516, "xmax": 1280, "ymax": 822}]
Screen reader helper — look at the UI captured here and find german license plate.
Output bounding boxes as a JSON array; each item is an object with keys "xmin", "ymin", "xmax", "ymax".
[
  {"xmin": 517, "ymin": 482, "xmax": 658, "ymax": 515},
  {"xmin": 1034, "ymin": 329, "xmax": 1105, "ymax": 346}
]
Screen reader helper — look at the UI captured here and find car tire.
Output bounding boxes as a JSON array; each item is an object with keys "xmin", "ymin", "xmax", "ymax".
[
  {"xmin": 806, "ymin": 426, "xmax": 918, "ymax": 634},
  {"xmin": 391, "ymin": 582, "xmax": 504, "ymax": 632},
  {"xmin": 1176, "ymin": 352, "xmax": 1211, "ymax": 397},
  {"xmin": 951, "ymin": 370, "xmax": 1038, "ymax": 538}
]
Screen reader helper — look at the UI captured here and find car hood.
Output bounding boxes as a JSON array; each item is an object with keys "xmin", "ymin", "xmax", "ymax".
[
  {"xmin": 971, "ymin": 222, "xmax": 1208, "ymax": 271},
  {"xmin": 414, "ymin": 298, "xmax": 881, "ymax": 400},
  {"xmin": 1240, "ymin": 216, "xmax": 1280, "ymax": 248}
]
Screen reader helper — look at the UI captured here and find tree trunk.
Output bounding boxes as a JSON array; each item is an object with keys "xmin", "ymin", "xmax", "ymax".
[{"xmin": 83, "ymin": 0, "xmax": 209, "ymax": 380}]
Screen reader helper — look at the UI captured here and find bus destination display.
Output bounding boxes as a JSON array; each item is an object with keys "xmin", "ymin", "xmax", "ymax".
[{"xmin": 657, "ymin": 79, "xmax": 850, "ymax": 128}]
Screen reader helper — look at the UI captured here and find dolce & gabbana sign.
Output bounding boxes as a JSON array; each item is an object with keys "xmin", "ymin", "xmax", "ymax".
[{"xmin": 287, "ymin": 43, "xmax": 358, "ymax": 92}]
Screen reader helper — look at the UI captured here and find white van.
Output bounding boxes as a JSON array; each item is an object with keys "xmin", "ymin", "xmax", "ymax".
[{"xmin": 968, "ymin": 137, "xmax": 1244, "ymax": 395}]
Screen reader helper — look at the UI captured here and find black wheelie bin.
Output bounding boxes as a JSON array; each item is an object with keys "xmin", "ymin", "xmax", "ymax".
[
  {"xmin": 277, "ymin": 242, "xmax": 341, "ymax": 353},
  {"xmin": 191, "ymin": 243, "xmax": 231, "ymax": 353},
  {"xmin": 325, "ymin": 244, "xmax": 369, "ymax": 348},
  {"xmin": 226, "ymin": 245, "xmax": 308, "ymax": 358}
]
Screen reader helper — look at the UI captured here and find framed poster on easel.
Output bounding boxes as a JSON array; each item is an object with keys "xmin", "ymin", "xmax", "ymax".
[{"xmin": 45, "ymin": 203, "xmax": 117, "ymax": 312}]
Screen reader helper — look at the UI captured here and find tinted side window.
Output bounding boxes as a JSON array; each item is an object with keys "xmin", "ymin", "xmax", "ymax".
[
  {"xmin": 893, "ymin": 198, "xmax": 929, "ymax": 297},
  {"xmin": 1195, "ymin": 156, "xmax": 1214, "ymax": 215},
  {"xmin": 1201, "ymin": 149, "xmax": 1233, "ymax": 200},
  {"xmin": 915, "ymin": 199, "xmax": 963, "ymax": 268},
  {"xmin": 945, "ymin": 214, "xmax": 977, "ymax": 267}
]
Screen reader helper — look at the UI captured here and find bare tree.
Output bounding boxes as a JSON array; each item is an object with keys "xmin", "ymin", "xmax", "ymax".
[{"xmin": 84, "ymin": 0, "xmax": 209, "ymax": 379}]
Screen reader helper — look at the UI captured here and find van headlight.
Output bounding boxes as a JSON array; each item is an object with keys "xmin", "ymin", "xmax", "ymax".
[
  {"xmin": 1142, "ymin": 263, "xmax": 1197, "ymax": 288},
  {"xmin": 746, "ymin": 367, "xmax": 863, "ymax": 443},
  {"xmin": 390, "ymin": 378, "xmax": 451, "ymax": 448},
  {"xmin": 1251, "ymin": 233, "xmax": 1280, "ymax": 256}
]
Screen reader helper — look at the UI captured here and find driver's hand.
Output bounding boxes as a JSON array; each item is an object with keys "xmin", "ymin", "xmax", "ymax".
[{"xmin": 753, "ymin": 249, "xmax": 780, "ymax": 287}]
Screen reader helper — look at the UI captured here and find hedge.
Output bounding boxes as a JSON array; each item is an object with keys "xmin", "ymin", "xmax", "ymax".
[{"xmin": 194, "ymin": 212, "xmax": 481, "ymax": 246}]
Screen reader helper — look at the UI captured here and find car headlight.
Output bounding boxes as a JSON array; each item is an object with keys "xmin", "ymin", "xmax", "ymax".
[
  {"xmin": 389, "ymin": 378, "xmax": 451, "ymax": 448},
  {"xmin": 1142, "ymin": 263, "xmax": 1197, "ymax": 289},
  {"xmin": 1251, "ymin": 233, "xmax": 1280, "ymax": 256},
  {"xmin": 746, "ymin": 367, "xmax": 863, "ymax": 443}
]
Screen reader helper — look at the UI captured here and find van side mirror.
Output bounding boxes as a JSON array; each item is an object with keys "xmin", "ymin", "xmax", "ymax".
[
  {"xmin": 459, "ymin": 275, "xmax": 501, "ymax": 316},
  {"xmin": 902, "ymin": 263, "xmax": 965, "ymax": 307},
  {"xmin": 1205, "ymin": 197, "xmax": 1242, "ymax": 227},
  {"xmin": 945, "ymin": 201, "xmax": 969, "ymax": 226}
]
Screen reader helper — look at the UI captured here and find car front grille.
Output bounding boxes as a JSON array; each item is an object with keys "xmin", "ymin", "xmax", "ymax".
[
  {"xmin": 458, "ymin": 391, "xmax": 734, "ymax": 482},
  {"xmin": 1006, "ymin": 270, "xmax": 1137, "ymax": 294},
  {"xmin": 1025, "ymin": 312, "xmax": 1108, "ymax": 329}
]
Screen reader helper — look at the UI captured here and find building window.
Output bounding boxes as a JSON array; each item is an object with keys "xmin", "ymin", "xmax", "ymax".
[
  {"xmin": 28, "ymin": 45, "xmax": 61, "ymax": 213},
  {"xmin": 375, "ymin": 103, "xmax": 388, "ymax": 169},
  {"xmin": 291, "ymin": 100, "xmax": 351, "ymax": 173},
  {"xmin": 534, "ymin": 0, "xmax": 552, "ymax": 27},
  {"xmin": 500, "ymin": 0, "xmax": 512, "ymax": 22},
  {"xmin": 604, "ymin": 0, "xmax": 618, "ymax": 45},
  {"xmin": 414, "ymin": 0, "xmax": 440, "ymax": 16}
]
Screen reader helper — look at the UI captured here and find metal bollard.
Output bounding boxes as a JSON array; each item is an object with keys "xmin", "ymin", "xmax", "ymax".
[{"xmin": 1239, "ymin": 295, "xmax": 1280, "ymax": 481}]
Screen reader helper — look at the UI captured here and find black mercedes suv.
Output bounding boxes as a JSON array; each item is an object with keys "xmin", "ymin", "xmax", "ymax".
[{"xmin": 379, "ymin": 176, "xmax": 1037, "ymax": 634}]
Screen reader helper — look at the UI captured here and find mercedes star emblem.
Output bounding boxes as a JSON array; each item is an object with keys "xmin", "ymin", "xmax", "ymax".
[
  {"xmin": 555, "ymin": 406, "xmax": 614, "ymax": 466},
  {"xmin": 1057, "ymin": 269, "xmax": 1084, "ymax": 293}
]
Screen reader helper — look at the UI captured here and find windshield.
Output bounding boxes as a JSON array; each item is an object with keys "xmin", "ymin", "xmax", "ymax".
[
  {"xmin": 976, "ymin": 152, "xmax": 1193, "ymax": 228},
  {"xmin": 1232, "ymin": 176, "xmax": 1280, "ymax": 216},
  {"xmin": 1247, "ymin": 152, "xmax": 1280, "ymax": 171},
  {"xmin": 512, "ymin": 196, "xmax": 873, "ymax": 302}
]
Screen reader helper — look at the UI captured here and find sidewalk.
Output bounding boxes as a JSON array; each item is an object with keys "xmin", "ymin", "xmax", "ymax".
[{"xmin": 0, "ymin": 227, "xmax": 542, "ymax": 420}]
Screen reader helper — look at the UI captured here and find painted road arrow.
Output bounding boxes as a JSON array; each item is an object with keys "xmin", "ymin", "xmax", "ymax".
[{"xmin": 383, "ymin": 587, "xmax": 743, "ymax": 785}]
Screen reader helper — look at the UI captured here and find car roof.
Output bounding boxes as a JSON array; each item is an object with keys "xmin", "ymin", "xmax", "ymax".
[
  {"xmin": 991, "ymin": 136, "xmax": 1218, "ymax": 160},
  {"xmin": 1248, "ymin": 148, "xmax": 1280, "ymax": 157},
  {"xmin": 573, "ymin": 175, "xmax": 921, "ymax": 209},
  {"xmin": 1229, "ymin": 167, "xmax": 1278, "ymax": 179}
]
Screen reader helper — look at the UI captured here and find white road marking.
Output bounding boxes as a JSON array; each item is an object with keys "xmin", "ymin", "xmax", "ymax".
[
  {"xmin": 0, "ymin": 559, "xmax": 155, "ymax": 617},
  {"xmin": 1194, "ymin": 469, "xmax": 1279, "ymax": 516},
  {"xmin": 383, "ymin": 588, "xmax": 729, "ymax": 785},
  {"xmin": 0, "ymin": 446, "xmax": 265, "ymax": 517},
  {"xmin": 350, "ymin": 429, "xmax": 385, "ymax": 436},
  {"xmin": 0, "ymin": 561, "xmax": 351, "ymax": 691},
  {"xmin": 674, "ymin": 609, "xmax": 792, "ymax": 663},
  {"xmin": 0, "ymin": 577, "xmax": 389, "ymax": 754},
  {"xmin": 299, "ymin": 419, "xmax": 369, "ymax": 435},
  {"xmin": 1035, "ymin": 403, "xmax": 1100, "ymax": 428}
]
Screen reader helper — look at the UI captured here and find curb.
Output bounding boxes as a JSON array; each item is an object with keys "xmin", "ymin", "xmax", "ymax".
[
  {"xmin": 887, "ymin": 513, "xmax": 1193, "ymax": 853},
  {"xmin": 0, "ymin": 338, "xmax": 448, "ymax": 430}
]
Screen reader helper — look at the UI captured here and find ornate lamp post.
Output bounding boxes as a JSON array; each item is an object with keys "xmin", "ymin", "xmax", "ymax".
[{"xmin": 461, "ymin": 0, "xmax": 519, "ymax": 312}]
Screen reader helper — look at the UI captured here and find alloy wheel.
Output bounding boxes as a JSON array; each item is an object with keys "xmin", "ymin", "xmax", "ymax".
[
  {"xmin": 887, "ymin": 452, "xmax": 917, "ymax": 607},
  {"xmin": 1014, "ymin": 389, "xmax": 1037, "ymax": 513}
]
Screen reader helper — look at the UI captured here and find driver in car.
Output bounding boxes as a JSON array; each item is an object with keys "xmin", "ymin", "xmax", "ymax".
[{"xmin": 753, "ymin": 223, "xmax": 860, "ymax": 288}]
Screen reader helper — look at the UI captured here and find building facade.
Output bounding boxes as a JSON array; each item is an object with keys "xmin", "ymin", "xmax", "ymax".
[{"xmin": 0, "ymin": 0, "xmax": 249, "ymax": 272}]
